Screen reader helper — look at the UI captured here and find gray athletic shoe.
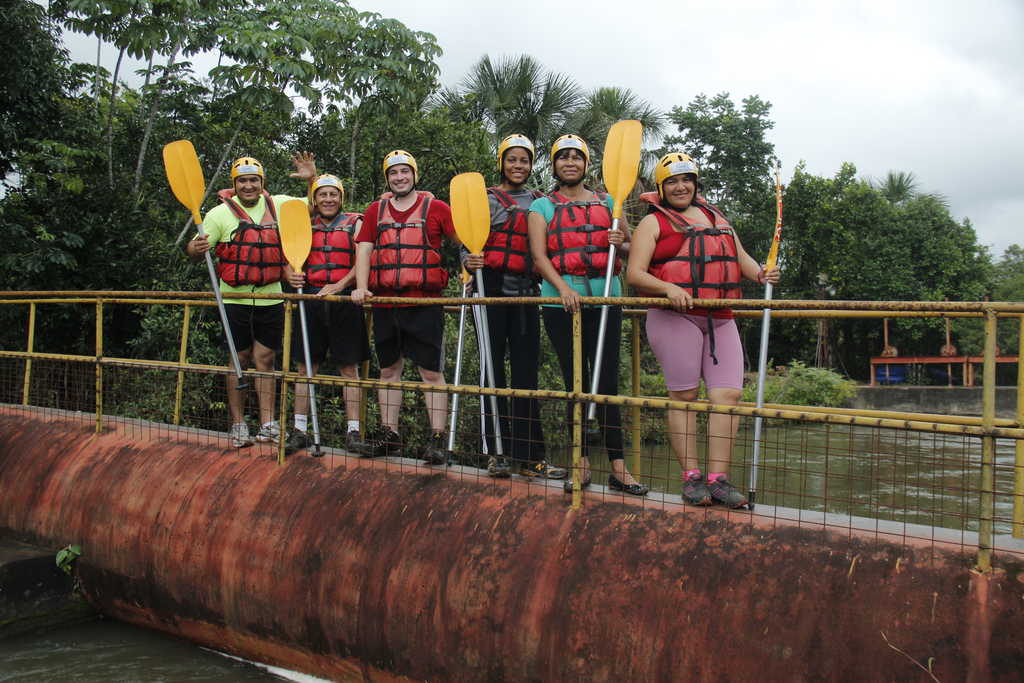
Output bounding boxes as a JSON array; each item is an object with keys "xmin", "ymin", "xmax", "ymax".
[
  {"xmin": 345, "ymin": 429, "xmax": 372, "ymax": 456},
  {"xmin": 256, "ymin": 420, "xmax": 280, "ymax": 444},
  {"xmin": 422, "ymin": 433, "xmax": 448, "ymax": 465},
  {"xmin": 707, "ymin": 474, "xmax": 748, "ymax": 509},
  {"xmin": 284, "ymin": 430, "xmax": 311, "ymax": 455},
  {"xmin": 230, "ymin": 423, "xmax": 253, "ymax": 448},
  {"xmin": 682, "ymin": 471, "xmax": 713, "ymax": 506}
]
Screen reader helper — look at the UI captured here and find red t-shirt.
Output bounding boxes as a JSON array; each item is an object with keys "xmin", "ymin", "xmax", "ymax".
[{"xmin": 356, "ymin": 194, "xmax": 456, "ymax": 299}]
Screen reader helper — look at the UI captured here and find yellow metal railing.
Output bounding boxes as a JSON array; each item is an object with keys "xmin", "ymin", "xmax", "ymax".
[{"xmin": 2, "ymin": 291, "xmax": 1023, "ymax": 569}]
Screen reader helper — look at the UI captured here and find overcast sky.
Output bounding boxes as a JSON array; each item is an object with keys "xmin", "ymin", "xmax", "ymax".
[{"xmin": 66, "ymin": 0, "xmax": 1023, "ymax": 256}]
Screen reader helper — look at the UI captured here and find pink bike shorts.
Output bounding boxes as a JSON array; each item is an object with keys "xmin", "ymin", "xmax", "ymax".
[{"xmin": 645, "ymin": 309, "xmax": 744, "ymax": 391}]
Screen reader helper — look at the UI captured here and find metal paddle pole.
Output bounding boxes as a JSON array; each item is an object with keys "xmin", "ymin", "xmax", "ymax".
[
  {"xmin": 446, "ymin": 280, "xmax": 472, "ymax": 453},
  {"xmin": 199, "ymin": 243, "xmax": 247, "ymax": 389},
  {"xmin": 749, "ymin": 281, "xmax": 774, "ymax": 509},
  {"xmin": 586, "ymin": 221, "xmax": 619, "ymax": 426},
  {"xmin": 297, "ymin": 289, "xmax": 321, "ymax": 457},
  {"xmin": 161, "ymin": 140, "xmax": 247, "ymax": 390},
  {"xmin": 468, "ymin": 297, "xmax": 489, "ymax": 457},
  {"xmin": 749, "ymin": 162, "xmax": 784, "ymax": 509},
  {"xmin": 585, "ymin": 119, "xmax": 642, "ymax": 433},
  {"xmin": 476, "ymin": 311, "xmax": 489, "ymax": 458},
  {"xmin": 474, "ymin": 274, "xmax": 504, "ymax": 457}
]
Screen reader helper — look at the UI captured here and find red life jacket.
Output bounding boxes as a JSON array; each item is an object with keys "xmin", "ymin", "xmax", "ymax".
[
  {"xmin": 483, "ymin": 187, "xmax": 542, "ymax": 274},
  {"xmin": 305, "ymin": 211, "xmax": 362, "ymax": 287},
  {"xmin": 213, "ymin": 190, "xmax": 284, "ymax": 286},
  {"xmin": 368, "ymin": 191, "xmax": 449, "ymax": 292},
  {"xmin": 640, "ymin": 192, "xmax": 741, "ymax": 300},
  {"xmin": 545, "ymin": 191, "xmax": 620, "ymax": 277}
]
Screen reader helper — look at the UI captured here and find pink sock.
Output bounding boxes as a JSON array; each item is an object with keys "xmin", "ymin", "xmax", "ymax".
[
  {"xmin": 708, "ymin": 472, "xmax": 726, "ymax": 483},
  {"xmin": 685, "ymin": 468, "xmax": 702, "ymax": 481}
]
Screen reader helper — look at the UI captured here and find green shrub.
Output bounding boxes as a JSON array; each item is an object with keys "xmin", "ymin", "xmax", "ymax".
[{"xmin": 743, "ymin": 361, "xmax": 856, "ymax": 407}]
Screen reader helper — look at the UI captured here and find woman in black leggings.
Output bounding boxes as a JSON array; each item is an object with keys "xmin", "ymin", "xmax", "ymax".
[{"xmin": 526, "ymin": 134, "xmax": 648, "ymax": 496}]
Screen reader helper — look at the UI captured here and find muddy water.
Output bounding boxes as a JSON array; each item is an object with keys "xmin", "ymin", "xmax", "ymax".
[{"xmin": 0, "ymin": 620, "xmax": 285, "ymax": 682}]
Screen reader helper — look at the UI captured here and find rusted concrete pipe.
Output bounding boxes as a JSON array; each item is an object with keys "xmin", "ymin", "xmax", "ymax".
[{"xmin": 1, "ymin": 407, "xmax": 1022, "ymax": 681}]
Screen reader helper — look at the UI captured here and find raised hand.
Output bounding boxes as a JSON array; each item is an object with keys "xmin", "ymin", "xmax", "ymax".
[{"xmin": 290, "ymin": 151, "xmax": 318, "ymax": 183}]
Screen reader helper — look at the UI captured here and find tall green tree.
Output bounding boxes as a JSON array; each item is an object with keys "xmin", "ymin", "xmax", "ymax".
[
  {"xmin": 0, "ymin": 0, "xmax": 73, "ymax": 178},
  {"xmin": 662, "ymin": 92, "xmax": 777, "ymax": 218},
  {"xmin": 777, "ymin": 162, "xmax": 991, "ymax": 376}
]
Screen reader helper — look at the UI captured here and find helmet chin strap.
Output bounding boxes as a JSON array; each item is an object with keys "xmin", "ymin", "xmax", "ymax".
[{"xmin": 393, "ymin": 185, "xmax": 415, "ymax": 199}]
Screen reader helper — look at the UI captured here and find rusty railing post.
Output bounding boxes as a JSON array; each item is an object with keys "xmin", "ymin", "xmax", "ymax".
[
  {"xmin": 278, "ymin": 299, "xmax": 294, "ymax": 466},
  {"xmin": 1014, "ymin": 314, "xmax": 1024, "ymax": 539},
  {"xmin": 977, "ymin": 309, "xmax": 997, "ymax": 571},
  {"xmin": 21, "ymin": 302, "xmax": 36, "ymax": 406},
  {"xmin": 173, "ymin": 304, "xmax": 191, "ymax": 426},
  {"xmin": 95, "ymin": 299, "xmax": 104, "ymax": 434},
  {"xmin": 572, "ymin": 308, "xmax": 583, "ymax": 510},
  {"xmin": 360, "ymin": 308, "xmax": 371, "ymax": 437},
  {"xmin": 631, "ymin": 312, "xmax": 642, "ymax": 475}
]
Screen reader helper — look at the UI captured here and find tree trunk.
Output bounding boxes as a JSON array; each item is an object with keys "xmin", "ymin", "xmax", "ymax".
[
  {"xmin": 141, "ymin": 52, "xmax": 155, "ymax": 93},
  {"xmin": 94, "ymin": 37, "xmax": 102, "ymax": 113},
  {"xmin": 348, "ymin": 105, "xmax": 363, "ymax": 200},
  {"xmin": 106, "ymin": 46, "xmax": 126, "ymax": 189},
  {"xmin": 133, "ymin": 41, "xmax": 181, "ymax": 199}
]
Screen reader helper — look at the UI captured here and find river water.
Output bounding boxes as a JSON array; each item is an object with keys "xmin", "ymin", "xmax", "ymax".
[
  {"xmin": 0, "ymin": 620, "xmax": 288, "ymax": 682},
  {"xmin": 2, "ymin": 424, "xmax": 1018, "ymax": 680}
]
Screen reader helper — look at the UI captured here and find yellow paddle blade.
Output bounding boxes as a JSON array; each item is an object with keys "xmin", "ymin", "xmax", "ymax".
[
  {"xmin": 162, "ymin": 140, "xmax": 205, "ymax": 224},
  {"xmin": 279, "ymin": 200, "xmax": 313, "ymax": 272},
  {"xmin": 461, "ymin": 267, "xmax": 471, "ymax": 284},
  {"xmin": 450, "ymin": 172, "xmax": 490, "ymax": 254},
  {"xmin": 602, "ymin": 120, "xmax": 643, "ymax": 220}
]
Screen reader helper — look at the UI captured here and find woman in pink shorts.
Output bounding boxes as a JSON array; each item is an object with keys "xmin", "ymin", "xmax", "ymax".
[{"xmin": 627, "ymin": 153, "xmax": 779, "ymax": 508}]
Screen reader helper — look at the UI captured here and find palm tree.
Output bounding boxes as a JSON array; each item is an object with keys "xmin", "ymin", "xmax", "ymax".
[
  {"xmin": 875, "ymin": 170, "xmax": 919, "ymax": 203},
  {"xmin": 567, "ymin": 86, "xmax": 665, "ymax": 183},
  {"xmin": 874, "ymin": 170, "xmax": 948, "ymax": 207},
  {"xmin": 456, "ymin": 55, "xmax": 583, "ymax": 145}
]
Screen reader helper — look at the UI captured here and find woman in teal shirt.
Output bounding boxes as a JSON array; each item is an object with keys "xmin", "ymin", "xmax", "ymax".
[{"xmin": 527, "ymin": 134, "xmax": 648, "ymax": 496}]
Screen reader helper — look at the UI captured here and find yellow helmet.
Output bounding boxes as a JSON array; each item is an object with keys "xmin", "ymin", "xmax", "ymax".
[
  {"xmin": 550, "ymin": 134, "xmax": 590, "ymax": 166},
  {"xmin": 654, "ymin": 152, "xmax": 699, "ymax": 198},
  {"xmin": 230, "ymin": 157, "xmax": 264, "ymax": 181},
  {"xmin": 496, "ymin": 133, "xmax": 535, "ymax": 172},
  {"xmin": 309, "ymin": 174, "xmax": 344, "ymax": 203},
  {"xmin": 382, "ymin": 150, "xmax": 418, "ymax": 185}
]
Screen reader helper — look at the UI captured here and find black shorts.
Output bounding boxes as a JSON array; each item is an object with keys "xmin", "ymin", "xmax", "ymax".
[
  {"xmin": 223, "ymin": 303, "xmax": 284, "ymax": 352},
  {"xmin": 291, "ymin": 288, "xmax": 371, "ymax": 368},
  {"xmin": 372, "ymin": 305, "xmax": 444, "ymax": 372}
]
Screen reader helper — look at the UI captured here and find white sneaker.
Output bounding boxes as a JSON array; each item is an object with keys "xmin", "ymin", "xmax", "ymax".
[
  {"xmin": 230, "ymin": 423, "xmax": 253, "ymax": 448},
  {"xmin": 256, "ymin": 420, "xmax": 280, "ymax": 443}
]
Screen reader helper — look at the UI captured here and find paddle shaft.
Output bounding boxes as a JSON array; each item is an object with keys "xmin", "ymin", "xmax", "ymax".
[
  {"xmin": 446, "ymin": 281, "xmax": 472, "ymax": 453},
  {"xmin": 473, "ymin": 273, "xmax": 504, "ymax": 457},
  {"xmin": 196, "ymin": 219, "xmax": 247, "ymax": 389},
  {"xmin": 748, "ymin": 281, "xmax": 774, "ymax": 508},
  {"xmin": 474, "ymin": 304, "xmax": 489, "ymax": 456},
  {"xmin": 466, "ymin": 299, "xmax": 490, "ymax": 456},
  {"xmin": 586, "ymin": 216, "xmax": 620, "ymax": 422},
  {"xmin": 296, "ymin": 289, "xmax": 321, "ymax": 455}
]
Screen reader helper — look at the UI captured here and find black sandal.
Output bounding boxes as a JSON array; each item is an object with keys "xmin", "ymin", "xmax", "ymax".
[{"xmin": 608, "ymin": 473, "xmax": 649, "ymax": 497}]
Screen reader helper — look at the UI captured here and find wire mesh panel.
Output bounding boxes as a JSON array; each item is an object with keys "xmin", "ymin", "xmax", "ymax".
[{"xmin": 1, "ymin": 294, "xmax": 1022, "ymax": 563}]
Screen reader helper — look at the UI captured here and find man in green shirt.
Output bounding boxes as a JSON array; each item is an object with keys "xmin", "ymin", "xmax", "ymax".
[{"xmin": 185, "ymin": 154, "xmax": 316, "ymax": 447}]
